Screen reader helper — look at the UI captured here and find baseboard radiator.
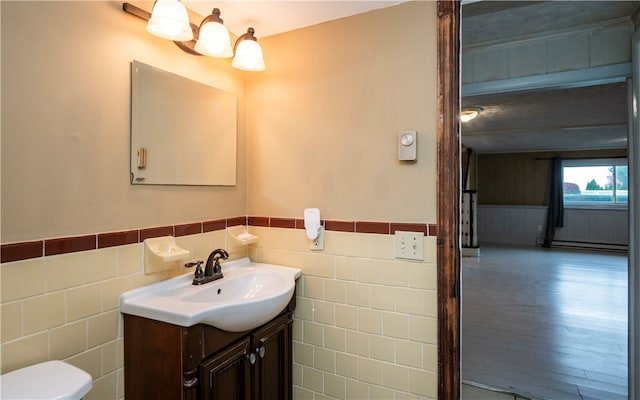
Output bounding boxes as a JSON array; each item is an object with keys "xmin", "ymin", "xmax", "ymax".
[{"xmin": 551, "ymin": 240, "xmax": 628, "ymax": 252}]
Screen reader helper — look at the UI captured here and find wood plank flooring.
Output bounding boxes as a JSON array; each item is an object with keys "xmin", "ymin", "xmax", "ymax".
[{"xmin": 462, "ymin": 245, "xmax": 628, "ymax": 400}]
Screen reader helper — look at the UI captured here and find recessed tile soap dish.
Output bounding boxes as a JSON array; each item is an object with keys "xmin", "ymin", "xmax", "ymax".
[
  {"xmin": 227, "ymin": 225, "xmax": 258, "ymax": 245},
  {"xmin": 144, "ymin": 236, "xmax": 190, "ymax": 274}
]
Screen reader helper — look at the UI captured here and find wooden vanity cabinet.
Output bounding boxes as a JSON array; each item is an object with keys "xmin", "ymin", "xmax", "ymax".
[
  {"xmin": 252, "ymin": 312, "xmax": 292, "ymax": 400},
  {"xmin": 200, "ymin": 314, "xmax": 292, "ymax": 400},
  {"xmin": 124, "ymin": 295, "xmax": 294, "ymax": 400}
]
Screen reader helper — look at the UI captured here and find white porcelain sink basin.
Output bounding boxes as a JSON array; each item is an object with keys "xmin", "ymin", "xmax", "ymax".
[{"xmin": 119, "ymin": 258, "xmax": 301, "ymax": 332}]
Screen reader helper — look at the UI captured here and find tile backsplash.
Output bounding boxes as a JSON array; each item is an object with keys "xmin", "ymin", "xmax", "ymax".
[{"xmin": 1, "ymin": 217, "xmax": 437, "ymax": 399}]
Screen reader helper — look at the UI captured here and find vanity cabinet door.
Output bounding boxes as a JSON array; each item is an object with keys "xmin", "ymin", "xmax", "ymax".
[
  {"xmin": 200, "ymin": 337, "xmax": 252, "ymax": 400},
  {"xmin": 252, "ymin": 314, "xmax": 293, "ymax": 400}
]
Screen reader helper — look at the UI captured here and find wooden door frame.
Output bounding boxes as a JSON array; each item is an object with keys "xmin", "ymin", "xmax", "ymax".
[
  {"xmin": 436, "ymin": 1, "xmax": 461, "ymax": 399},
  {"xmin": 435, "ymin": 4, "xmax": 640, "ymax": 399}
]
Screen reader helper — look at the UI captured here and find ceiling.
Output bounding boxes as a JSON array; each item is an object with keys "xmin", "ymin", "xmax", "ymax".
[
  {"xmin": 462, "ymin": 1, "xmax": 638, "ymax": 46},
  {"xmin": 462, "ymin": 82, "xmax": 628, "ymax": 153},
  {"xmin": 184, "ymin": 1, "xmax": 404, "ymax": 38},
  {"xmin": 461, "ymin": 1, "xmax": 639, "ymax": 154}
]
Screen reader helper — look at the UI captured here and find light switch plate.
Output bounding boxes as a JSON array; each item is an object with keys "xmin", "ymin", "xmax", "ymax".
[{"xmin": 394, "ymin": 231, "xmax": 424, "ymax": 260}]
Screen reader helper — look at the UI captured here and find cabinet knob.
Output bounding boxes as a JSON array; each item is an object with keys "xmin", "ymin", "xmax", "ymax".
[
  {"xmin": 247, "ymin": 353, "xmax": 256, "ymax": 365},
  {"xmin": 256, "ymin": 346, "xmax": 266, "ymax": 358}
]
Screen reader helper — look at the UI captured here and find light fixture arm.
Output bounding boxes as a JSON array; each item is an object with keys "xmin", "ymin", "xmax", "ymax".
[{"xmin": 122, "ymin": 2, "xmax": 201, "ymax": 56}]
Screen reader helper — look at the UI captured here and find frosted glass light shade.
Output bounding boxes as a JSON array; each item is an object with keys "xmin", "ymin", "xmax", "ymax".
[
  {"xmin": 232, "ymin": 38, "xmax": 266, "ymax": 71},
  {"xmin": 460, "ymin": 107, "xmax": 482, "ymax": 123},
  {"xmin": 195, "ymin": 21, "xmax": 233, "ymax": 58},
  {"xmin": 146, "ymin": 0, "xmax": 193, "ymax": 41}
]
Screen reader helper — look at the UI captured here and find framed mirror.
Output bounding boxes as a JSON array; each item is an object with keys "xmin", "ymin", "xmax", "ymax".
[{"xmin": 130, "ymin": 60, "xmax": 237, "ymax": 186}]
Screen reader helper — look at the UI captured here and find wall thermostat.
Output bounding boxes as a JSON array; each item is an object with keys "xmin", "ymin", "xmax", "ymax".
[{"xmin": 398, "ymin": 130, "xmax": 417, "ymax": 161}]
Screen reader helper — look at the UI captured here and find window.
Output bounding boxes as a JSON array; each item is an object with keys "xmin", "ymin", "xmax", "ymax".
[{"xmin": 562, "ymin": 158, "xmax": 628, "ymax": 207}]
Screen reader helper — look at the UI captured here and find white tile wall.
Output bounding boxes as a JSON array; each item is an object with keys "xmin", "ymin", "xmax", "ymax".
[
  {"xmin": 2, "ymin": 226, "xmax": 437, "ymax": 399},
  {"xmin": 0, "ymin": 230, "xmax": 229, "ymax": 399},
  {"xmin": 250, "ymin": 227, "xmax": 438, "ymax": 399}
]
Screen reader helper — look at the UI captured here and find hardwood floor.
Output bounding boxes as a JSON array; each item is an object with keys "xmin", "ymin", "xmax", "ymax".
[{"xmin": 462, "ymin": 245, "xmax": 628, "ymax": 400}]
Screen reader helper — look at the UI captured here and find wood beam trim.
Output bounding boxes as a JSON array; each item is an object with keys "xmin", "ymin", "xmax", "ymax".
[
  {"xmin": 437, "ymin": 1, "xmax": 461, "ymax": 399},
  {"xmin": 462, "ymin": 63, "xmax": 631, "ymax": 97}
]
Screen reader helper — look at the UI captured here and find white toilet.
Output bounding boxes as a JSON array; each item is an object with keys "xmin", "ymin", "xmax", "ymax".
[{"xmin": 0, "ymin": 360, "xmax": 92, "ymax": 399}]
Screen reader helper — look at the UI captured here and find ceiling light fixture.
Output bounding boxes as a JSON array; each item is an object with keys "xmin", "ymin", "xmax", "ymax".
[
  {"xmin": 123, "ymin": 2, "xmax": 266, "ymax": 71},
  {"xmin": 461, "ymin": 107, "xmax": 482, "ymax": 123}
]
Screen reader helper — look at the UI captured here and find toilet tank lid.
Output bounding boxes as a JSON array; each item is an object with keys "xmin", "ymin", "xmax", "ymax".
[{"xmin": 1, "ymin": 360, "xmax": 92, "ymax": 399}]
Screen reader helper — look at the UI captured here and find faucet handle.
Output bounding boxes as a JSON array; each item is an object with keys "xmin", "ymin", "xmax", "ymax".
[
  {"xmin": 185, "ymin": 261, "xmax": 204, "ymax": 269},
  {"xmin": 186, "ymin": 261, "xmax": 205, "ymax": 282},
  {"xmin": 213, "ymin": 259, "xmax": 223, "ymax": 274}
]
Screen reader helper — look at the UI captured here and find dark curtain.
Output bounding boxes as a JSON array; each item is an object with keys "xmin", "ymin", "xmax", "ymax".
[{"xmin": 544, "ymin": 157, "xmax": 564, "ymax": 247}]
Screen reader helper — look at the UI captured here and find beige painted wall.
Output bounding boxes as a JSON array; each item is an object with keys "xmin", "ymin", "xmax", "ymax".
[
  {"xmin": 2, "ymin": 0, "xmax": 437, "ymax": 241},
  {"xmin": 1, "ymin": 1, "xmax": 248, "ymax": 243},
  {"xmin": 243, "ymin": 13, "xmax": 440, "ymax": 397},
  {"xmin": 246, "ymin": 1, "xmax": 437, "ymax": 223}
]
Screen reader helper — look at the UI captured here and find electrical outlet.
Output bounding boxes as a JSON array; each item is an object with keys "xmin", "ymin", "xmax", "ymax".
[
  {"xmin": 310, "ymin": 227, "xmax": 324, "ymax": 251},
  {"xmin": 394, "ymin": 231, "xmax": 424, "ymax": 260}
]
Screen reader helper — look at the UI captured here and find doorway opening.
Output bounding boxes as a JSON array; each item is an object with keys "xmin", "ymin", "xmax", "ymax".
[{"xmin": 455, "ymin": 1, "xmax": 636, "ymax": 399}]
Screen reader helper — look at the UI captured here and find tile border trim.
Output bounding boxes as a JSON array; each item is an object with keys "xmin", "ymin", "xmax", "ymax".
[{"xmin": 1, "ymin": 216, "xmax": 436, "ymax": 263}]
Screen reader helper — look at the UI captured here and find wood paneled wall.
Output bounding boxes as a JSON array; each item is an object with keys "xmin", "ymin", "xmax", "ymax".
[{"xmin": 478, "ymin": 149, "xmax": 627, "ymax": 206}]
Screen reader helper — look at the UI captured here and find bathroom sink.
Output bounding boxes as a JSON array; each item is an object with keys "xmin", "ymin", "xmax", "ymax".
[{"xmin": 119, "ymin": 258, "xmax": 301, "ymax": 332}]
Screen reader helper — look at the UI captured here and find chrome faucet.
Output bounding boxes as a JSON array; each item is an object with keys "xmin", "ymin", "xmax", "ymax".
[{"xmin": 185, "ymin": 248, "xmax": 229, "ymax": 285}]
